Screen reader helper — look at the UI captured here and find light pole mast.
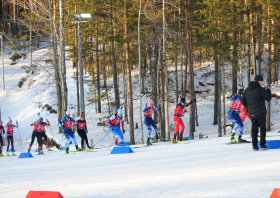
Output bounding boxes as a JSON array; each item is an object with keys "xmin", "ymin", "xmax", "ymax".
[{"xmin": 78, "ymin": 22, "xmax": 85, "ymax": 116}]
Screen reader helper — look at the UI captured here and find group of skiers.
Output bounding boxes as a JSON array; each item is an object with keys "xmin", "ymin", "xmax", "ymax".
[
  {"xmin": 228, "ymin": 74, "xmax": 272, "ymax": 150},
  {"xmin": 0, "ymin": 97, "xmax": 197, "ymax": 156},
  {"xmin": 0, "ymin": 74, "xmax": 271, "ymax": 155}
]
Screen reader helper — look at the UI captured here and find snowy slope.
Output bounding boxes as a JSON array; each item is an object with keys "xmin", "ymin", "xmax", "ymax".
[{"xmin": 0, "ymin": 46, "xmax": 280, "ymax": 198}]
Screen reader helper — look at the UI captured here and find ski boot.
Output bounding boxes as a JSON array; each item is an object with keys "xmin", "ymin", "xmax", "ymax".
[
  {"xmin": 75, "ymin": 145, "xmax": 82, "ymax": 151},
  {"xmin": 121, "ymin": 142, "xmax": 124, "ymax": 147},
  {"xmin": 155, "ymin": 135, "xmax": 159, "ymax": 142},
  {"xmin": 0, "ymin": 149, "xmax": 3, "ymax": 157},
  {"xmin": 6, "ymin": 152, "xmax": 10, "ymax": 156},
  {"xmin": 230, "ymin": 132, "xmax": 236, "ymax": 143},
  {"xmin": 27, "ymin": 148, "xmax": 31, "ymax": 153},
  {"xmin": 12, "ymin": 152, "xmax": 16, "ymax": 156},
  {"xmin": 173, "ymin": 135, "xmax": 177, "ymax": 143},
  {"xmin": 38, "ymin": 148, "xmax": 43, "ymax": 155},
  {"xmin": 180, "ymin": 133, "xmax": 187, "ymax": 141},
  {"xmin": 238, "ymin": 136, "xmax": 247, "ymax": 143},
  {"xmin": 115, "ymin": 140, "xmax": 118, "ymax": 147},
  {"xmin": 81, "ymin": 147, "xmax": 86, "ymax": 151},
  {"xmin": 66, "ymin": 148, "xmax": 69, "ymax": 154},
  {"xmin": 88, "ymin": 146, "xmax": 93, "ymax": 149},
  {"xmin": 147, "ymin": 138, "xmax": 152, "ymax": 146}
]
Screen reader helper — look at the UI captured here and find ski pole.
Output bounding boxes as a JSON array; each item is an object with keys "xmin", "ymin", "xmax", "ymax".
[
  {"xmin": 106, "ymin": 141, "xmax": 115, "ymax": 150},
  {"xmin": 92, "ymin": 131, "xmax": 110, "ymax": 148},
  {"xmin": 16, "ymin": 121, "xmax": 24, "ymax": 152}
]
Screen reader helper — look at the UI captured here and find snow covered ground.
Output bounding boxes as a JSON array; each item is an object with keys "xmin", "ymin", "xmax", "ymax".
[
  {"xmin": 1, "ymin": 133, "xmax": 280, "ymax": 198},
  {"xmin": 0, "ymin": 47, "xmax": 280, "ymax": 197}
]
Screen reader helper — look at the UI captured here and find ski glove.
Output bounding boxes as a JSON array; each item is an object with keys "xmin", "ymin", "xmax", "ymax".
[{"xmin": 122, "ymin": 129, "xmax": 125, "ymax": 134}]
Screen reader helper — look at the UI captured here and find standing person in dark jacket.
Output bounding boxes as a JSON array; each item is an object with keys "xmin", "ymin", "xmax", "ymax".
[
  {"xmin": 241, "ymin": 75, "xmax": 272, "ymax": 151},
  {"xmin": 77, "ymin": 114, "xmax": 93, "ymax": 149}
]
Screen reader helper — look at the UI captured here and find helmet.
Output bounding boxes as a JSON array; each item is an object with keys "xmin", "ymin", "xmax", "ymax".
[
  {"xmin": 66, "ymin": 111, "xmax": 70, "ymax": 118},
  {"xmin": 180, "ymin": 97, "xmax": 186, "ymax": 104},
  {"xmin": 117, "ymin": 109, "xmax": 123, "ymax": 116},
  {"xmin": 148, "ymin": 99, "xmax": 154, "ymax": 107},
  {"xmin": 80, "ymin": 115, "xmax": 85, "ymax": 119},
  {"xmin": 238, "ymin": 89, "xmax": 244, "ymax": 97}
]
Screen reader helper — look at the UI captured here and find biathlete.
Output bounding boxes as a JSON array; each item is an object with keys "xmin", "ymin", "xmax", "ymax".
[
  {"xmin": 143, "ymin": 99, "xmax": 160, "ymax": 145},
  {"xmin": 173, "ymin": 98, "xmax": 195, "ymax": 143},
  {"xmin": 77, "ymin": 114, "xmax": 93, "ymax": 149},
  {"xmin": 28, "ymin": 117, "xmax": 49, "ymax": 154},
  {"xmin": 228, "ymin": 93, "xmax": 247, "ymax": 143},
  {"xmin": 238, "ymin": 89, "xmax": 252, "ymax": 137},
  {"xmin": 58, "ymin": 111, "xmax": 82, "ymax": 154},
  {"xmin": 0, "ymin": 120, "xmax": 5, "ymax": 156},
  {"xmin": 5, "ymin": 119, "xmax": 18, "ymax": 156},
  {"xmin": 39, "ymin": 117, "xmax": 51, "ymax": 152},
  {"xmin": 106, "ymin": 109, "xmax": 125, "ymax": 147}
]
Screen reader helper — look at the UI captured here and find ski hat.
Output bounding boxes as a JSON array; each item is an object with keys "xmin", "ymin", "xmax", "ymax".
[
  {"xmin": 66, "ymin": 111, "xmax": 70, "ymax": 118},
  {"xmin": 147, "ymin": 99, "xmax": 154, "ymax": 107},
  {"xmin": 237, "ymin": 89, "xmax": 244, "ymax": 96},
  {"xmin": 117, "ymin": 109, "xmax": 123, "ymax": 116},
  {"xmin": 180, "ymin": 97, "xmax": 186, "ymax": 104},
  {"xmin": 80, "ymin": 114, "xmax": 85, "ymax": 119},
  {"xmin": 9, "ymin": 118, "xmax": 12, "ymax": 124},
  {"xmin": 254, "ymin": 74, "xmax": 264, "ymax": 81}
]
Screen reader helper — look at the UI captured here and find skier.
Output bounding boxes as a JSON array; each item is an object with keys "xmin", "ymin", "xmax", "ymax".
[
  {"xmin": 228, "ymin": 94, "xmax": 246, "ymax": 143},
  {"xmin": 38, "ymin": 117, "xmax": 51, "ymax": 152},
  {"xmin": 28, "ymin": 117, "xmax": 46, "ymax": 154},
  {"xmin": 58, "ymin": 111, "xmax": 82, "ymax": 154},
  {"xmin": 238, "ymin": 89, "xmax": 252, "ymax": 136},
  {"xmin": 143, "ymin": 99, "xmax": 160, "ymax": 145},
  {"xmin": 5, "ymin": 119, "xmax": 18, "ymax": 156},
  {"xmin": 0, "ymin": 120, "xmax": 5, "ymax": 156},
  {"xmin": 106, "ymin": 109, "xmax": 125, "ymax": 147},
  {"xmin": 173, "ymin": 98, "xmax": 195, "ymax": 143},
  {"xmin": 77, "ymin": 114, "xmax": 93, "ymax": 149}
]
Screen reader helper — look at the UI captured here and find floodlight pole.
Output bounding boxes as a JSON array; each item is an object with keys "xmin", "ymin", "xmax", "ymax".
[{"xmin": 78, "ymin": 21, "xmax": 85, "ymax": 117}]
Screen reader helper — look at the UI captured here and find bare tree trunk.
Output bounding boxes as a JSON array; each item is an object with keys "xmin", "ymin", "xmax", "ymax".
[
  {"xmin": 96, "ymin": 22, "xmax": 101, "ymax": 113},
  {"xmin": 110, "ymin": 0, "xmax": 120, "ymax": 110},
  {"xmin": 49, "ymin": 0, "xmax": 62, "ymax": 133},
  {"xmin": 163, "ymin": 0, "xmax": 170, "ymax": 140},
  {"xmin": 213, "ymin": 47, "xmax": 218, "ymax": 125},
  {"xmin": 174, "ymin": 7, "xmax": 178, "ymax": 105},
  {"xmin": 186, "ymin": 0, "xmax": 195, "ymax": 135},
  {"xmin": 121, "ymin": 50, "xmax": 128, "ymax": 122},
  {"xmin": 223, "ymin": 60, "xmax": 226, "ymax": 135},
  {"xmin": 257, "ymin": 7, "xmax": 262, "ymax": 75},
  {"xmin": 102, "ymin": 42, "xmax": 106, "ymax": 88},
  {"xmin": 231, "ymin": 0, "xmax": 237, "ymax": 95},
  {"xmin": 266, "ymin": 6, "xmax": 271, "ymax": 132},
  {"xmin": 125, "ymin": 1, "xmax": 135, "ymax": 144},
  {"xmin": 151, "ymin": 29, "xmax": 158, "ymax": 122},
  {"xmin": 59, "ymin": 0, "xmax": 67, "ymax": 114},
  {"xmin": 250, "ymin": 0, "xmax": 257, "ymax": 77}
]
